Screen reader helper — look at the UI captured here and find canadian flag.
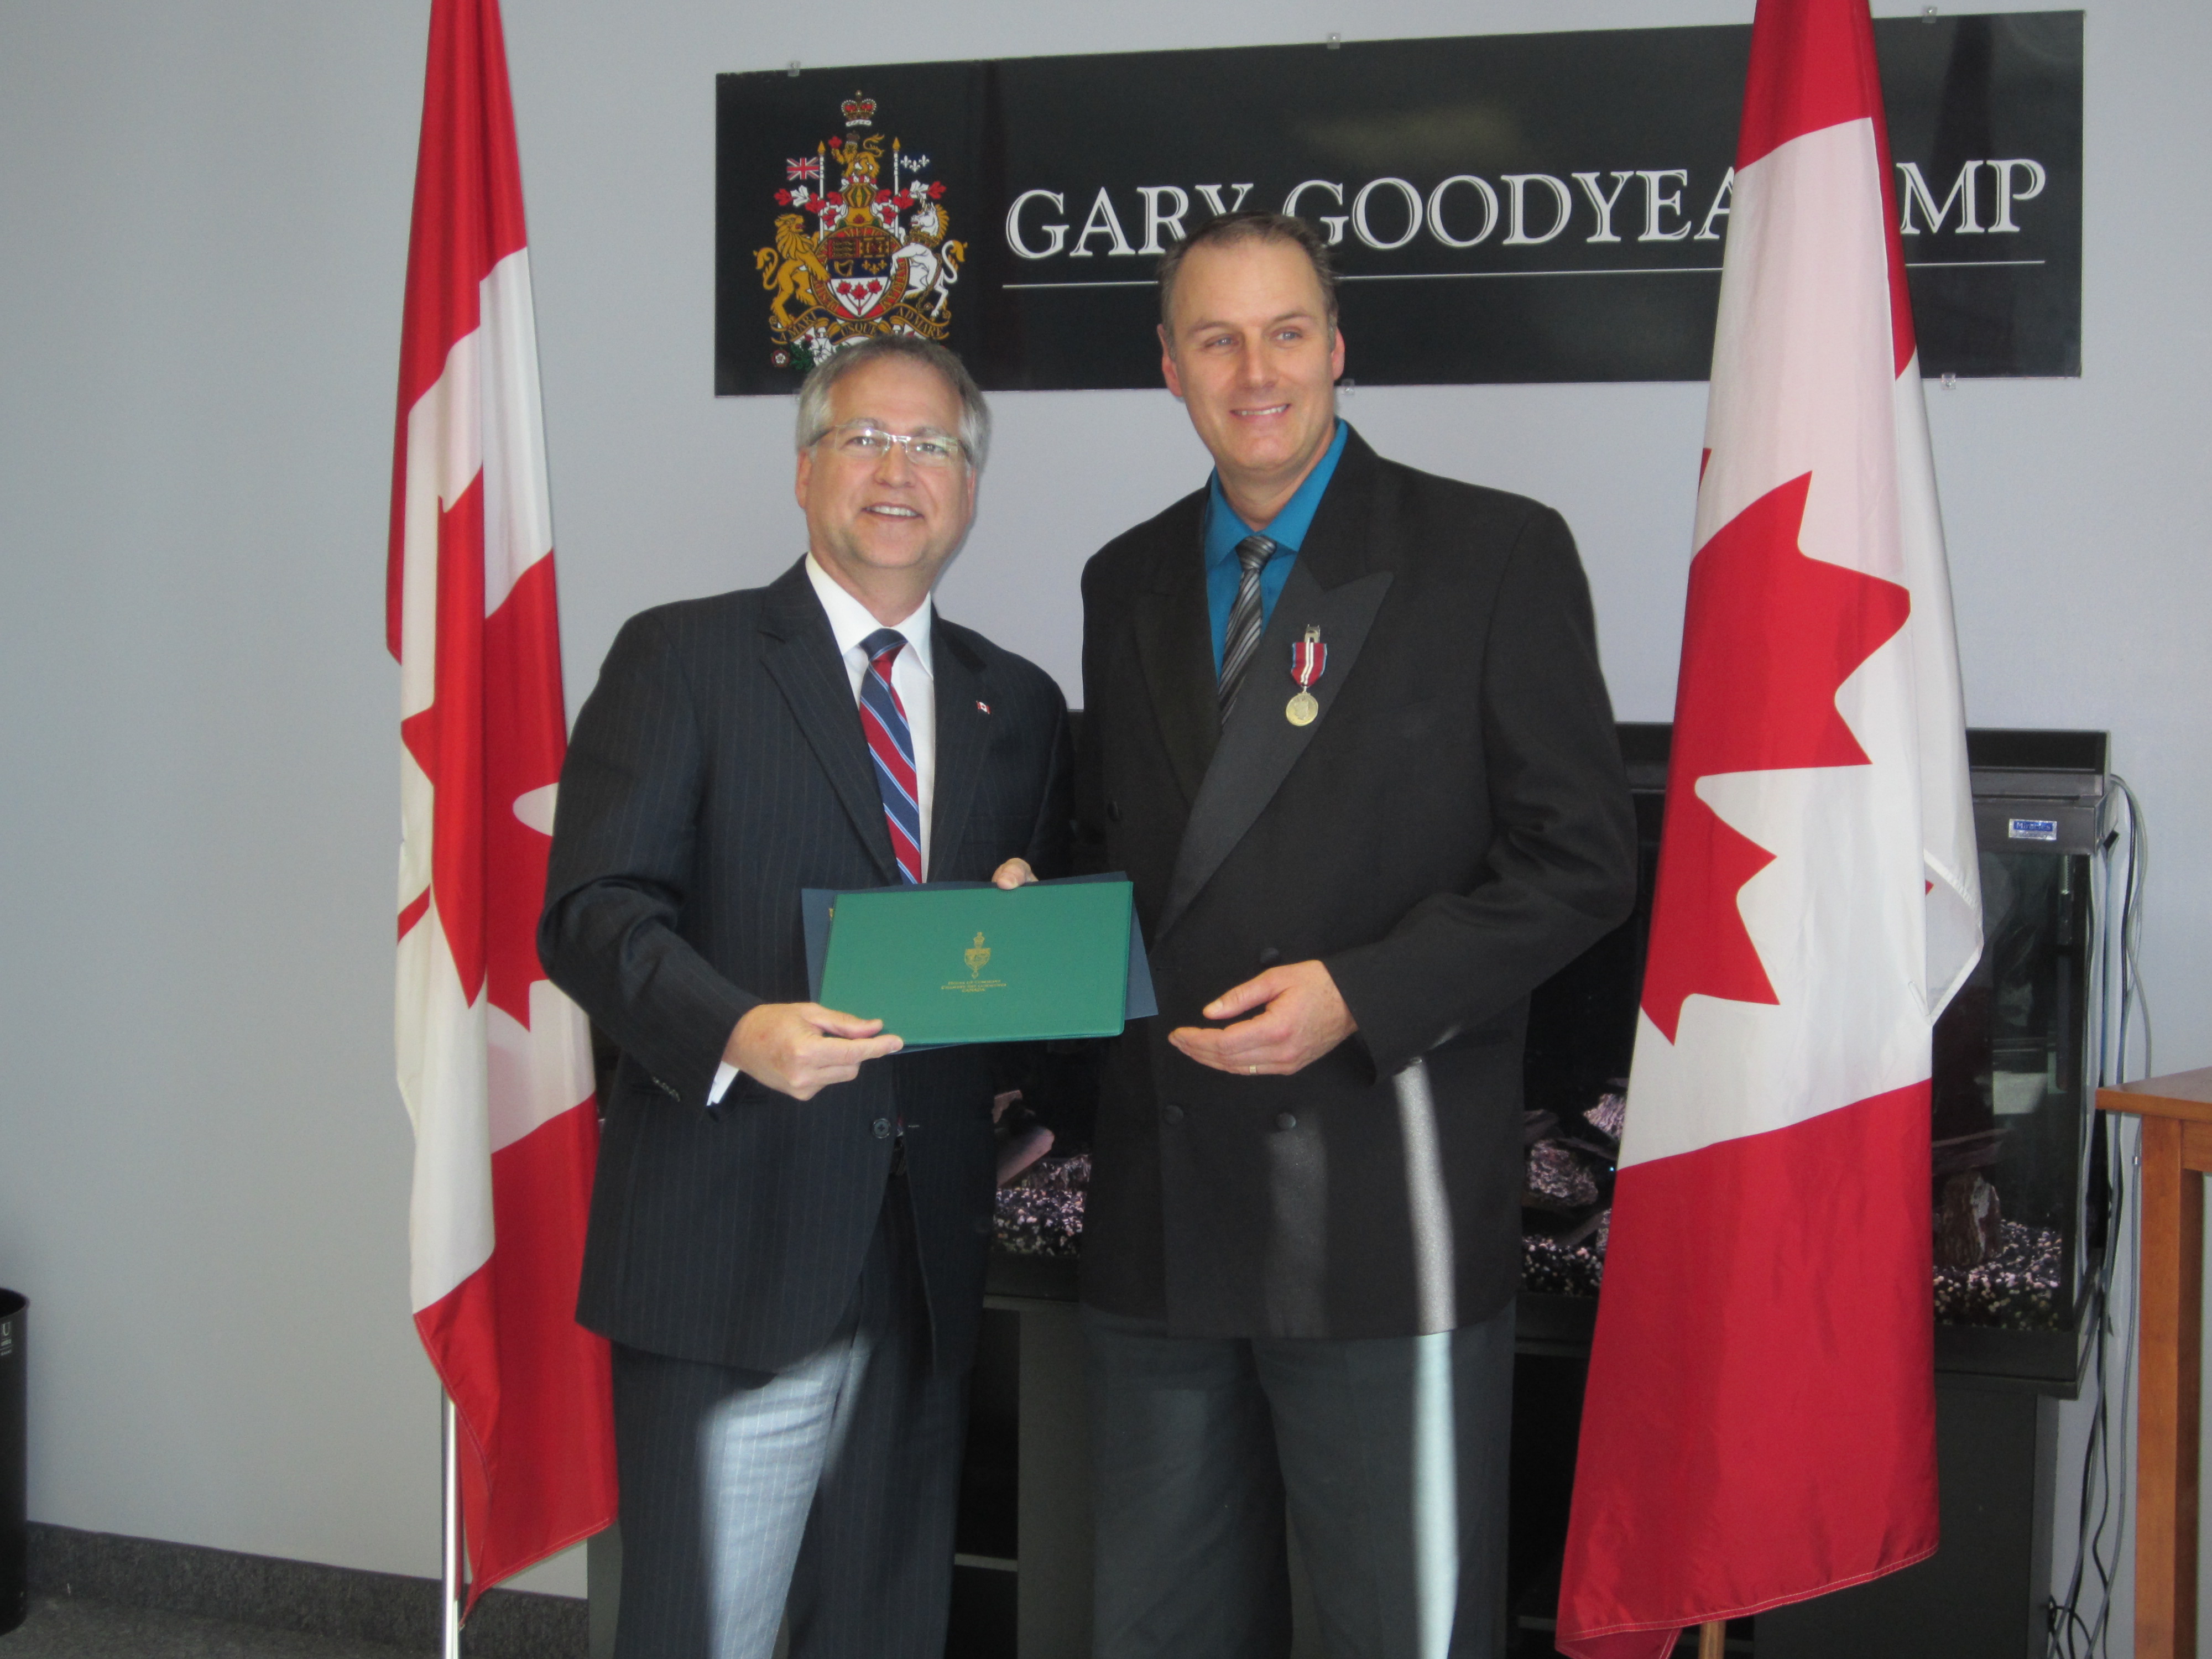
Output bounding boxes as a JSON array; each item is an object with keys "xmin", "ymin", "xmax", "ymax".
[
  {"xmin": 389, "ymin": 0, "xmax": 616, "ymax": 1609},
  {"xmin": 1554, "ymin": 0, "xmax": 1983, "ymax": 1651}
]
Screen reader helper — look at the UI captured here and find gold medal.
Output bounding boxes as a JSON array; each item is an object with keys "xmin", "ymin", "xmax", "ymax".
[{"xmin": 1285, "ymin": 625, "xmax": 1327, "ymax": 725}]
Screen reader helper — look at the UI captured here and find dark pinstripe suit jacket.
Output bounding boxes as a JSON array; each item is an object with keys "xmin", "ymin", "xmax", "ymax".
[{"xmin": 539, "ymin": 560, "xmax": 1071, "ymax": 1375}]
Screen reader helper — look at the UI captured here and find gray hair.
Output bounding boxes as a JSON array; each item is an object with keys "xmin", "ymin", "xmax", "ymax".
[{"xmin": 792, "ymin": 335, "xmax": 992, "ymax": 474}]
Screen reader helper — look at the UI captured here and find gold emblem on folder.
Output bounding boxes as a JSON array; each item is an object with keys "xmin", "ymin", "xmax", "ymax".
[{"xmin": 943, "ymin": 930, "xmax": 1006, "ymax": 994}]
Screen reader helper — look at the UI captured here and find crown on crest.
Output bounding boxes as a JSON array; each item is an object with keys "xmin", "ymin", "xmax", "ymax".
[{"xmin": 842, "ymin": 93, "xmax": 878, "ymax": 128}]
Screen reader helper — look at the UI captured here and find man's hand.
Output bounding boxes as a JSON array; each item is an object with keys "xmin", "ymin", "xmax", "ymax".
[
  {"xmin": 991, "ymin": 858, "xmax": 1039, "ymax": 889},
  {"xmin": 1168, "ymin": 960, "xmax": 1357, "ymax": 1077},
  {"xmin": 726, "ymin": 1003, "xmax": 902, "ymax": 1101}
]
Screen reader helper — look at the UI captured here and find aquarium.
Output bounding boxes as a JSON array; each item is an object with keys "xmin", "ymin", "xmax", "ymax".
[{"xmin": 1516, "ymin": 727, "xmax": 2114, "ymax": 1344}]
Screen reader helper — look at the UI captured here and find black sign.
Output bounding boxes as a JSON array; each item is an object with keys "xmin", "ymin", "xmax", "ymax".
[{"xmin": 716, "ymin": 14, "xmax": 2080, "ymax": 394}]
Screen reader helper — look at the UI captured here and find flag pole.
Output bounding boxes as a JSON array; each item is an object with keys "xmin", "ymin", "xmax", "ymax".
[
  {"xmin": 442, "ymin": 1392, "xmax": 466, "ymax": 1658},
  {"xmin": 1697, "ymin": 1619, "xmax": 1725, "ymax": 1657}
]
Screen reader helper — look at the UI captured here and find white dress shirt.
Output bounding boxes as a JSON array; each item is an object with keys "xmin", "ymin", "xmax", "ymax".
[{"xmin": 711, "ymin": 554, "xmax": 938, "ymax": 1103}]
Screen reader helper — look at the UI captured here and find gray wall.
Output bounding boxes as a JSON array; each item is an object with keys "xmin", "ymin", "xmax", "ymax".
[{"xmin": 1, "ymin": 0, "xmax": 2203, "ymax": 1633}]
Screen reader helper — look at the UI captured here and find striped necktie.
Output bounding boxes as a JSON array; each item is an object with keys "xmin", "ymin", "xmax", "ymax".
[
  {"xmin": 858, "ymin": 628, "xmax": 924, "ymax": 884},
  {"xmin": 1218, "ymin": 533, "xmax": 1277, "ymax": 719}
]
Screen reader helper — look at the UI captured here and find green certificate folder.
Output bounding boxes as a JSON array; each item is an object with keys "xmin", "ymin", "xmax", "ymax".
[{"xmin": 817, "ymin": 880, "xmax": 1134, "ymax": 1045}]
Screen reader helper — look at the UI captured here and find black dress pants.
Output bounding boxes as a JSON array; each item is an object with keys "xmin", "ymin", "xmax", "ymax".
[{"xmin": 1084, "ymin": 1300, "xmax": 1515, "ymax": 1659}]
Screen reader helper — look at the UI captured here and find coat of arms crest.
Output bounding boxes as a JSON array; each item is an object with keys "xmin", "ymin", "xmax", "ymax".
[
  {"xmin": 755, "ymin": 92, "xmax": 966, "ymax": 369},
  {"xmin": 965, "ymin": 933, "xmax": 992, "ymax": 978}
]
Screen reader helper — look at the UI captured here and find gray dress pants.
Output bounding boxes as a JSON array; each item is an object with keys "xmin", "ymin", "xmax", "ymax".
[
  {"xmin": 609, "ymin": 1170, "xmax": 967, "ymax": 1659},
  {"xmin": 1084, "ymin": 1300, "xmax": 1515, "ymax": 1659}
]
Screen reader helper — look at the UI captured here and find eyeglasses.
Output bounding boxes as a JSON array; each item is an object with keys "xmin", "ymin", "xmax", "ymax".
[{"xmin": 813, "ymin": 421, "xmax": 967, "ymax": 470}]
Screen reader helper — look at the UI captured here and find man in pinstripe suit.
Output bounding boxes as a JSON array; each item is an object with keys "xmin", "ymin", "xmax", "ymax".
[{"xmin": 540, "ymin": 336, "xmax": 1070, "ymax": 1659}]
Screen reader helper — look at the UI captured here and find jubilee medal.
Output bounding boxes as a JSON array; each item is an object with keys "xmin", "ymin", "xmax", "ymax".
[{"xmin": 1286, "ymin": 624, "xmax": 1326, "ymax": 726}]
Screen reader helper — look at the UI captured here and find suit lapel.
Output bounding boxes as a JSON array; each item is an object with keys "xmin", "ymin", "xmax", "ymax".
[
  {"xmin": 1157, "ymin": 564, "xmax": 1392, "ymax": 939},
  {"xmin": 757, "ymin": 561, "xmax": 900, "ymax": 883},
  {"xmin": 928, "ymin": 619, "xmax": 989, "ymax": 872},
  {"xmin": 1130, "ymin": 495, "xmax": 1217, "ymax": 808},
  {"xmin": 1156, "ymin": 431, "xmax": 1394, "ymax": 941}
]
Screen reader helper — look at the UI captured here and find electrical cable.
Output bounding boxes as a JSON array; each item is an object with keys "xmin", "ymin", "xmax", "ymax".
[
  {"xmin": 2114, "ymin": 776, "xmax": 2151, "ymax": 1083},
  {"xmin": 2093, "ymin": 779, "xmax": 2147, "ymax": 1655},
  {"xmin": 2091, "ymin": 790, "xmax": 2142, "ymax": 1654},
  {"xmin": 2045, "ymin": 778, "xmax": 2146, "ymax": 1658},
  {"xmin": 2095, "ymin": 1117, "xmax": 2141, "ymax": 1655}
]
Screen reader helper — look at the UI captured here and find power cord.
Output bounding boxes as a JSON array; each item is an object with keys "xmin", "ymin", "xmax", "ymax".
[{"xmin": 2046, "ymin": 777, "xmax": 2147, "ymax": 1657}]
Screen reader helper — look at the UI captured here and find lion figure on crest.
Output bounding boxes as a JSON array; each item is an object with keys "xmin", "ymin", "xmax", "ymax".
[{"xmin": 756, "ymin": 213, "xmax": 827, "ymax": 332}]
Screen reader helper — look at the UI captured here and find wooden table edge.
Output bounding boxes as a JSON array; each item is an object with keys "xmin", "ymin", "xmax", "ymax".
[{"xmin": 2098, "ymin": 1067, "xmax": 2212, "ymax": 1124}]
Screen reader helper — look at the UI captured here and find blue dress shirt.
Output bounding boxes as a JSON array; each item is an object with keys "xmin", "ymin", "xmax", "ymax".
[{"xmin": 1204, "ymin": 420, "xmax": 1350, "ymax": 674}]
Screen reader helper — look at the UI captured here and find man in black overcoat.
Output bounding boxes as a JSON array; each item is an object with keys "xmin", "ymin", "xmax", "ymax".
[
  {"xmin": 539, "ymin": 336, "xmax": 1068, "ymax": 1659},
  {"xmin": 1024, "ymin": 213, "xmax": 1638, "ymax": 1656}
]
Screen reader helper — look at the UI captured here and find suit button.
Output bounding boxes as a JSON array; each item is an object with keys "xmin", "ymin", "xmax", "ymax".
[
  {"xmin": 1258, "ymin": 946, "xmax": 1281, "ymax": 966},
  {"xmin": 1275, "ymin": 1112, "xmax": 1298, "ymax": 1131},
  {"xmin": 873, "ymin": 1118, "xmax": 893, "ymax": 1140},
  {"xmin": 1161, "ymin": 1103, "xmax": 1185, "ymax": 1126}
]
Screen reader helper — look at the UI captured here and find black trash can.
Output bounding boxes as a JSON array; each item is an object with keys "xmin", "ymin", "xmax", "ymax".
[{"xmin": 1, "ymin": 1289, "xmax": 23, "ymax": 1636}]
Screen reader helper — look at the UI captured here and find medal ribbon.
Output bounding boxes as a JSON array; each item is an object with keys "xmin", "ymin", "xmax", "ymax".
[{"xmin": 1290, "ymin": 628, "xmax": 1327, "ymax": 690}]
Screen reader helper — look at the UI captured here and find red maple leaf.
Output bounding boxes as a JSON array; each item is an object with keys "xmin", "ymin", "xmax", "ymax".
[
  {"xmin": 402, "ymin": 478, "xmax": 488, "ymax": 1004},
  {"xmin": 400, "ymin": 479, "xmax": 568, "ymax": 1029},
  {"xmin": 1641, "ymin": 472, "xmax": 1912, "ymax": 1042},
  {"xmin": 478, "ymin": 557, "xmax": 569, "ymax": 1026}
]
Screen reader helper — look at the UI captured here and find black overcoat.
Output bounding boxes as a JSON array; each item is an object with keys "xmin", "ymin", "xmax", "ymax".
[
  {"xmin": 539, "ymin": 560, "xmax": 1071, "ymax": 1374},
  {"xmin": 1073, "ymin": 428, "xmax": 1637, "ymax": 1340}
]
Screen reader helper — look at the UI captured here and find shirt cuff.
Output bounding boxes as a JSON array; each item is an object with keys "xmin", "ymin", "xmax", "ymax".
[{"xmin": 709, "ymin": 1061, "xmax": 739, "ymax": 1105}]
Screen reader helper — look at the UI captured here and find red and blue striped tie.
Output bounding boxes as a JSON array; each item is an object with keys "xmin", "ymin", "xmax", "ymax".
[{"xmin": 858, "ymin": 628, "xmax": 924, "ymax": 884}]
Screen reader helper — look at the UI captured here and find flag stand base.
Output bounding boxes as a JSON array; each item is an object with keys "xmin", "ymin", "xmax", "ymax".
[{"xmin": 442, "ymin": 1393, "xmax": 466, "ymax": 1659}]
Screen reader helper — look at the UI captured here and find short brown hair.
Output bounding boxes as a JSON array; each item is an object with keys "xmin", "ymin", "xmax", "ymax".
[{"xmin": 1156, "ymin": 212, "xmax": 1340, "ymax": 332}]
